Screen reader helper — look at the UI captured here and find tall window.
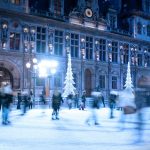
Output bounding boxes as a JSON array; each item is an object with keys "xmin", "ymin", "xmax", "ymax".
[
  {"xmin": 112, "ymin": 76, "xmax": 117, "ymax": 89},
  {"xmin": 11, "ymin": 0, "xmax": 20, "ymax": 5},
  {"xmin": 54, "ymin": 0, "xmax": 61, "ymax": 15},
  {"xmin": 147, "ymin": 55, "xmax": 150, "ymax": 67},
  {"xmin": 10, "ymin": 32, "xmax": 20, "ymax": 50},
  {"xmin": 36, "ymin": 27, "xmax": 46, "ymax": 53},
  {"xmin": 138, "ymin": 54, "xmax": 142, "ymax": 66},
  {"xmin": 54, "ymin": 73, "xmax": 61, "ymax": 87},
  {"xmin": 99, "ymin": 75, "xmax": 105, "ymax": 89},
  {"xmin": 86, "ymin": 36, "xmax": 93, "ymax": 60},
  {"xmin": 112, "ymin": 41, "xmax": 118, "ymax": 63},
  {"xmin": 144, "ymin": 0, "xmax": 150, "ymax": 12},
  {"xmin": 123, "ymin": 44, "xmax": 129, "ymax": 64},
  {"xmin": 54, "ymin": 30, "xmax": 63, "ymax": 56},
  {"xmin": 99, "ymin": 39, "xmax": 106, "ymax": 61},
  {"xmin": 137, "ymin": 22, "xmax": 142, "ymax": 34},
  {"xmin": 109, "ymin": 15, "xmax": 116, "ymax": 29},
  {"xmin": 147, "ymin": 25, "xmax": 150, "ymax": 36},
  {"xmin": 71, "ymin": 33, "xmax": 79, "ymax": 58}
]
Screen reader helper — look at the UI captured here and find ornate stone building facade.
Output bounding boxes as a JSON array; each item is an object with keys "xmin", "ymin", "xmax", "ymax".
[{"xmin": 0, "ymin": 0, "xmax": 150, "ymax": 100}]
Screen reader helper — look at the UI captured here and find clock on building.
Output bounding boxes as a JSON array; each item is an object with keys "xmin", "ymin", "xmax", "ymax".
[{"xmin": 85, "ymin": 8, "xmax": 93, "ymax": 18}]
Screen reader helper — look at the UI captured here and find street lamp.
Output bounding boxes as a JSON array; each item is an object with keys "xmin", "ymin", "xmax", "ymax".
[
  {"xmin": 95, "ymin": 39, "xmax": 99, "ymax": 90},
  {"xmin": 107, "ymin": 41, "xmax": 112, "ymax": 98},
  {"xmin": 26, "ymin": 57, "xmax": 38, "ymax": 98},
  {"xmin": 23, "ymin": 25, "xmax": 36, "ymax": 94},
  {"xmin": 120, "ymin": 44, "xmax": 124, "ymax": 89},
  {"xmin": 130, "ymin": 45, "xmax": 138, "ymax": 87},
  {"xmin": 80, "ymin": 37, "xmax": 86, "ymax": 95},
  {"xmin": 38, "ymin": 60, "xmax": 58, "ymax": 98}
]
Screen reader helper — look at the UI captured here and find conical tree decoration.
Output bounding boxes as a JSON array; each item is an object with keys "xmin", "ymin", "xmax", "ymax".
[
  {"xmin": 124, "ymin": 62, "xmax": 134, "ymax": 90},
  {"xmin": 62, "ymin": 53, "xmax": 76, "ymax": 97}
]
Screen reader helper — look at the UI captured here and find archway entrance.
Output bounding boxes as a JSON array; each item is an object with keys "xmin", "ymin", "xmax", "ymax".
[
  {"xmin": 84, "ymin": 69, "xmax": 92, "ymax": 96},
  {"xmin": 0, "ymin": 67, "xmax": 13, "ymax": 88}
]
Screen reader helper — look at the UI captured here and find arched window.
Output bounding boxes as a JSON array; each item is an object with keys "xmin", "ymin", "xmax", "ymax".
[
  {"xmin": 137, "ymin": 22, "xmax": 142, "ymax": 34},
  {"xmin": 147, "ymin": 25, "xmax": 150, "ymax": 36}
]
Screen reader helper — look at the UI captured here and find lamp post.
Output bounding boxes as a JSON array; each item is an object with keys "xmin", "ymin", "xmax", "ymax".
[
  {"xmin": 120, "ymin": 44, "xmax": 124, "ymax": 90},
  {"xmin": 107, "ymin": 41, "xmax": 112, "ymax": 99},
  {"xmin": 95, "ymin": 39, "xmax": 99, "ymax": 90},
  {"xmin": 26, "ymin": 57, "xmax": 38, "ymax": 98},
  {"xmin": 23, "ymin": 26, "xmax": 36, "ymax": 94},
  {"xmin": 144, "ymin": 49, "xmax": 149, "ymax": 67},
  {"xmin": 130, "ymin": 46, "xmax": 137, "ymax": 88},
  {"xmin": 38, "ymin": 60, "xmax": 58, "ymax": 98},
  {"xmin": 80, "ymin": 37, "xmax": 85, "ymax": 95}
]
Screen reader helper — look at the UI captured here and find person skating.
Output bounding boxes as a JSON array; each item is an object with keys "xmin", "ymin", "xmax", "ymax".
[
  {"xmin": 51, "ymin": 89, "xmax": 63, "ymax": 120},
  {"xmin": 86, "ymin": 91, "xmax": 101, "ymax": 125},
  {"xmin": 1, "ymin": 83, "xmax": 13, "ymax": 125},
  {"xmin": 79, "ymin": 91, "xmax": 86, "ymax": 110}
]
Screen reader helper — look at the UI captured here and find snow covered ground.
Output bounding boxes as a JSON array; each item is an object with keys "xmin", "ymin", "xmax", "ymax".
[{"xmin": 0, "ymin": 106, "xmax": 150, "ymax": 150}]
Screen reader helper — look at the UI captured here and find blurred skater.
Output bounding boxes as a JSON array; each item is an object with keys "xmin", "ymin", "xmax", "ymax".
[
  {"xmin": 86, "ymin": 91, "xmax": 101, "ymax": 125},
  {"xmin": 17, "ymin": 92, "xmax": 22, "ymax": 109},
  {"xmin": 79, "ymin": 91, "xmax": 86, "ymax": 110},
  {"xmin": 51, "ymin": 89, "xmax": 63, "ymax": 120},
  {"xmin": 134, "ymin": 88, "xmax": 147, "ymax": 143},
  {"xmin": 109, "ymin": 91, "xmax": 118, "ymax": 118},
  {"xmin": 67, "ymin": 93, "xmax": 73, "ymax": 109},
  {"xmin": 117, "ymin": 88, "xmax": 136, "ymax": 130},
  {"xmin": 1, "ymin": 83, "xmax": 13, "ymax": 125}
]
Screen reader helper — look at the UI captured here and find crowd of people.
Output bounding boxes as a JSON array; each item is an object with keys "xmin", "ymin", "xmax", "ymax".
[{"xmin": 0, "ymin": 85, "xmax": 150, "ymax": 142}]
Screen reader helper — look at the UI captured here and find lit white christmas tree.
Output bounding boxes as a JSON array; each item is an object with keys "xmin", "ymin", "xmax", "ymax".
[
  {"xmin": 124, "ymin": 62, "xmax": 134, "ymax": 90},
  {"xmin": 121, "ymin": 62, "xmax": 136, "ymax": 108},
  {"xmin": 62, "ymin": 53, "xmax": 76, "ymax": 97}
]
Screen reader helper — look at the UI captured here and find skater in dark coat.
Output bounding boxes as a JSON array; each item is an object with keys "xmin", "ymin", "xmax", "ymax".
[{"xmin": 51, "ymin": 89, "xmax": 63, "ymax": 120}]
